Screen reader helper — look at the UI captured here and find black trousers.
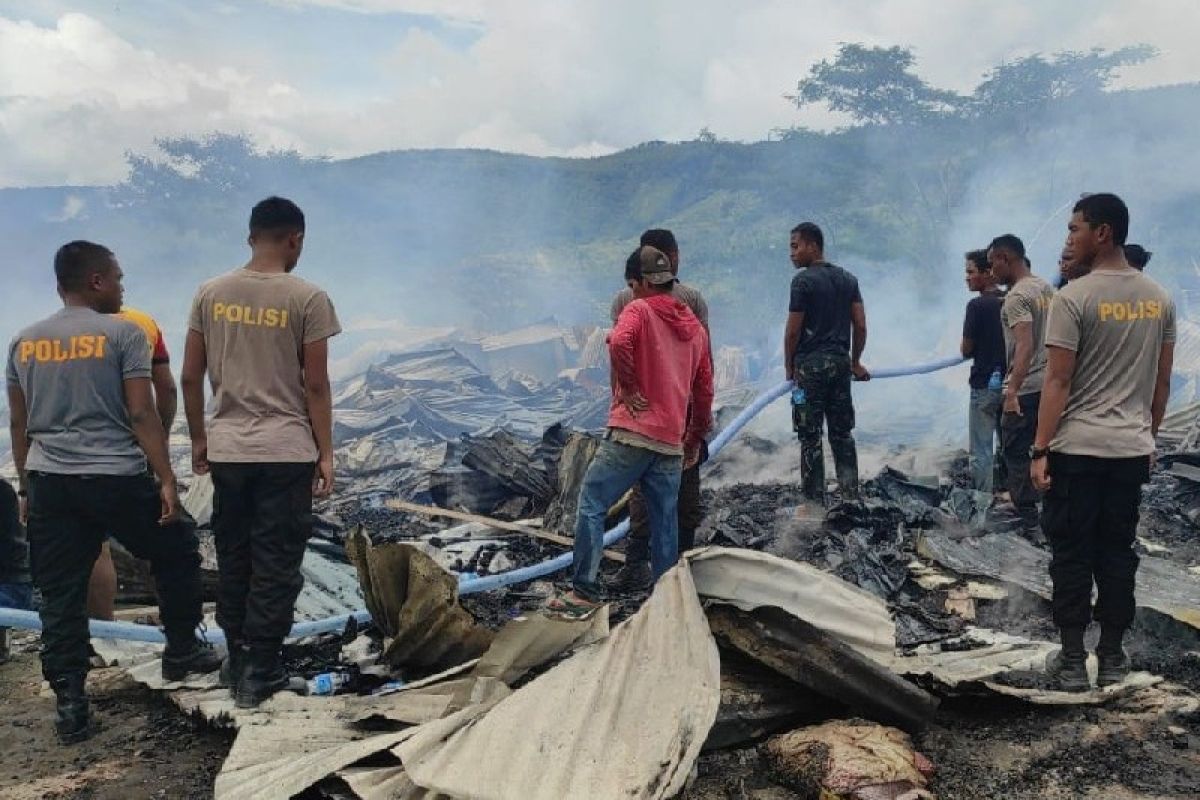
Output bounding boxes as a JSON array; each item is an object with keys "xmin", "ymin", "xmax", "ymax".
[
  {"xmin": 1042, "ymin": 453, "xmax": 1149, "ymax": 631},
  {"xmin": 627, "ymin": 463, "xmax": 701, "ymax": 564},
  {"xmin": 1001, "ymin": 392, "xmax": 1042, "ymax": 528},
  {"xmin": 210, "ymin": 463, "xmax": 314, "ymax": 650},
  {"xmin": 27, "ymin": 472, "xmax": 203, "ymax": 680}
]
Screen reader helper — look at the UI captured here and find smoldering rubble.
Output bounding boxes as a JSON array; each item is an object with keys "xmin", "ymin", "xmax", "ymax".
[{"xmin": 55, "ymin": 319, "xmax": 1200, "ymax": 799}]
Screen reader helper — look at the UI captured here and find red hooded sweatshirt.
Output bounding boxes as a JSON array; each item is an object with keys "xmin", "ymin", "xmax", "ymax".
[{"xmin": 608, "ymin": 293, "xmax": 714, "ymax": 451}]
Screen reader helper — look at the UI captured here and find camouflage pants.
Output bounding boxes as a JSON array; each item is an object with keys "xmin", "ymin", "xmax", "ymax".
[{"xmin": 793, "ymin": 352, "xmax": 859, "ymax": 502}]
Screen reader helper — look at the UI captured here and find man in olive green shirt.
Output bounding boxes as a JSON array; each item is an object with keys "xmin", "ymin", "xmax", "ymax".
[{"xmin": 1032, "ymin": 193, "xmax": 1175, "ymax": 691}]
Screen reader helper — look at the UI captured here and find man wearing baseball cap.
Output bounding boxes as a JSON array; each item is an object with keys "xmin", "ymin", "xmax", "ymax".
[{"xmin": 549, "ymin": 246, "xmax": 713, "ymax": 616}]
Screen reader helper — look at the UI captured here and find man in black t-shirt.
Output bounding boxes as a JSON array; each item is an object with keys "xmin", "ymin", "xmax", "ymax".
[
  {"xmin": 960, "ymin": 250, "xmax": 1006, "ymax": 494},
  {"xmin": 783, "ymin": 222, "xmax": 869, "ymax": 503}
]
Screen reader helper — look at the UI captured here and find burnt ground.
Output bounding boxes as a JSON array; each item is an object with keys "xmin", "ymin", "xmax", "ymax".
[
  {"xmin": 5, "ymin": 464, "xmax": 1200, "ymax": 798},
  {"xmin": 0, "ymin": 634, "xmax": 233, "ymax": 800}
]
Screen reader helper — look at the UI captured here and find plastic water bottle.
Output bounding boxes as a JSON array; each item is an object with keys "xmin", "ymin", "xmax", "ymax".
[
  {"xmin": 306, "ymin": 671, "xmax": 353, "ymax": 696},
  {"xmin": 988, "ymin": 368, "xmax": 1003, "ymax": 391},
  {"xmin": 791, "ymin": 386, "xmax": 806, "ymax": 406}
]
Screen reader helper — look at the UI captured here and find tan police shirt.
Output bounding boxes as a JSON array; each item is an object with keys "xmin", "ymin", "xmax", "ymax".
[
  {"xmin": 1045, "ymin": 268, "xmax": 1176, "ymax": 457},
  {"xmin": 1001, "ymin": 274, "xmax": 1056, "ymax": 396},
  {"xmin": 188, "ymin": 269, "xmax": 341, "ymax": 463}
]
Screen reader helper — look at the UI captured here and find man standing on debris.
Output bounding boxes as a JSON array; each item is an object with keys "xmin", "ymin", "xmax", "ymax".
[
  {"xmin": 610, "ymin": 230, "xmax": 710, "ymax": 591},
  {"xmin": 182, "ymin": 196, "xmax": 340, "ymax": 708},
  {"xmin": 1032, "ymin": 194, "xmax": 1175, "ymax": 691},
  {"xmin": 960, "ymin": 250, "xmax": 1006, "ymax": 495},
  {"xmin": 0, "ymin": 476, "xmax": 31, "ymax": 664},
  {"xmin": 988, "ymin": 234, "xmax": 1055, "ymax": 539},
  {"xmin": 550, "ymin": 245, "xmax": 712, "ymax": 615},
  {"xmin": 6, "ymin": 241, "xmax": 220, "ymax": 744},
  {"xmin": 783, "ymin": 222, "xmax": 869, "ymax": 503},
  {"xmin": 86, "ymin": 305, "xmax": 178, "ymax": 623}
]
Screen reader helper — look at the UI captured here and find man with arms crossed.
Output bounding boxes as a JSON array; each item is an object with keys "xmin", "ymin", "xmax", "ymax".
[
  {"xmin": 183, "ymin": 197, "xmax": 340, "ymax": 708},
  {"xmin": 1032, "ymin": 193, "xmax": 1174, "ymax": 691},
  {"xmin": 7, "ymin": 241, "xmax": 218, "ymax": 744}
]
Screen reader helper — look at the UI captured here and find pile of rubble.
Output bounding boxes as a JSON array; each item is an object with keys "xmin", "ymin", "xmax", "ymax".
[{"xmin": 89, "ymin": 437, "xmax": 1200, "ymax": 799}]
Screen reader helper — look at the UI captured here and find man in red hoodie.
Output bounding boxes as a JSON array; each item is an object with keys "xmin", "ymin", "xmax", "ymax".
[{"xmin": 549, "ymin": 246, "xmax": 714, "ymax": 616}]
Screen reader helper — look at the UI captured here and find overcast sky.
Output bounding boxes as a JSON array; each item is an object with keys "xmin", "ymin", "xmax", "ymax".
[{"xmin": 2, "ymin": 0, "xmax": 1199, "ymax": 187}]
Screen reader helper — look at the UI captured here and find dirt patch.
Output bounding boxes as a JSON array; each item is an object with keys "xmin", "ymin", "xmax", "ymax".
[{"xmin": 0, "ymin": 636, "xmax": 232, "ymax": 800}]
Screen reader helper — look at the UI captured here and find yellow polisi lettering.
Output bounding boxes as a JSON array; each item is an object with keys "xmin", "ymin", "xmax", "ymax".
[
  {"xmin": 1099, "ymin": 298, "xmax": 1167, "ymax": 324},
  {"xmin": 17, "ymin": 335, "xmax": 108, "ymax": 364},
  {"xmin": 211, "ymin": 301, "xmax": 290, "ymax": 329}
]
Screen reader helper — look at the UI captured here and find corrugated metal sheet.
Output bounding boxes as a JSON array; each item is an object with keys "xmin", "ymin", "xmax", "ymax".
[
  {"xmin": 688, "ymin": 546, "xmax": 896, "ymax": 663},
  {"xmin": 396, "ymin": 562, "xmax": 722, "ymax": 800}
]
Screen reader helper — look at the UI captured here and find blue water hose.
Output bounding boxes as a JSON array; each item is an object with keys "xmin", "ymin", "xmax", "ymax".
[{"xmin": 0, "ymin": 355, "xmax": 965, "ymax": 643}]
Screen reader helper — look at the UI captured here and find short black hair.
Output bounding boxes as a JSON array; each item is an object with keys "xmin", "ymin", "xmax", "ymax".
[
  {"xmin": 624, "ymin": 248, "xmax": 642, "ymax": 282},
  {"xmin": 249, "ymin": 196, "xmax": 305, "ymax": 239},
  {"xmin": 1124, "ymin": 243, "xmax": 1152, "ymax": 270},
  {"xmin": 791, "ymin": 222, "xmax": 824, "ymax": 251},
  {"xmin": 54, "ymin": 240, "xmax": 115, "ymax": 293},
  {"xmin": 1073, "ymin": 193, "xmax": 1129, "ymax": 246},
  {"xmin": 640, "ymin": 228, "xmax": 677, "ymax": 254},
  {"xmin": 965, "ymin": 249, "xmax": 990, "ymax": 272},
  {"xmin": 988, "ymin": 234, "xmax": 1026, "ymax": 259}
]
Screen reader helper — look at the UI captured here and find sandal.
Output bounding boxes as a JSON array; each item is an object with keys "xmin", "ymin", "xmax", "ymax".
[{"xmin": 546, "ymin": 590, "xmax": 603, "ymax": 618}]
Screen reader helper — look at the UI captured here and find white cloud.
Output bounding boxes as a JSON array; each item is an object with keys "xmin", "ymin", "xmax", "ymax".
[{"xmin": 2, "ymin": 2, "xmax": 1199, "ymax": 187}]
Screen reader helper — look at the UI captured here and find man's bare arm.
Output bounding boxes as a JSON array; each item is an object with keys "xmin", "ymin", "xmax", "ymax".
[
  {"xmin": 960, "ymin": 337, "xmax": 974, "ymax": 358},
  {"xmin": 850, "ymin": 302, "xmax": 867, "ymax": 365},
  {"xmin": 1030, "ymin": 346, "xmax": 1076, "ymax": 492},
  {"xmin": 1034, "ymin": 346, "xmax": 1076, "ymax": 450},
  {"xmin": 784, "ymin": 311, "xmax": 804, "ymax": 381},
  {"xmin": 1151, "ymin": 342, "xmax": 1175, "ymax": 436},
  {"xmin": 850, "ymin": 301, "xmax": 869, "ymax": 379},
  {"xmin": 125, "ymin": 378, "xmax": 175, "ymax": 486},
  {"xmin": 151, "ymin": 363, "xmax": 178, "ymax": 433},
  {"xmin": 7, "ymin": 385, "xmax": 30, "ymax": 494},
  {"xmin": 1005, "ymin": 320, "xmax": 1034, "ymax": 411},
  {"xmin": 180, "ymin": 330, "xmax": 209, "ymax": 475},
  {"xmin": 304, "ymin": 337, "xmax": 335, "ymax": 497}
]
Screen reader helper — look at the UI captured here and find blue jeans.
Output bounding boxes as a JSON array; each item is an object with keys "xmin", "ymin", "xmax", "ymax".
[
  {"xmin": 0, "ymin": 582, "xmax": 34, "ymax": 610},
  {"xmin": 968, "ymin": 387, "xmax": 1003, "ymax": 494},
  {"xmin": 573, "ymin": 439, "xmax": 682, "ymax": 600}
]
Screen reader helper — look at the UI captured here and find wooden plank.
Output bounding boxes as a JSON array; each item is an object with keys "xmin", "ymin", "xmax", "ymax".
[{"xmin": 385, "ymin": 499, "xmax": 626, "ymax": 564}]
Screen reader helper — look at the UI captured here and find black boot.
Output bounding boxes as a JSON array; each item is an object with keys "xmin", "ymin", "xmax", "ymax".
[
  {"xmin": 50, "ymin": 673, "xmax": 96, "ymax": 745},
  {"xmin": 1096, "ymin": 625, "xmax": 1130, "ymax": 687},
  {"xmin": 612, "ymin": 561, "xmax": 652, "ymax": 593},
  {"xmin": 234, "ymin": 646, "xmax": 292, "ymax": 709},
  {"xmin": 1046, "ymin": 626, "xmax": 1090, "ymax": 692},
  {"xmin": 219, "ymin": 640, "xmax": 247, "ymax": 694},
  {"xmin": 162, "ymin": 631, "xmax": 224, "ymax": 682}
]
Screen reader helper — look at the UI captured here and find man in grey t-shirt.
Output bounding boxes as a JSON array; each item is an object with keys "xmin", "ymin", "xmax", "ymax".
[
  {"xmin": 6, "ymin": 241, "xmax": 218, "ymax": 744},
  {"xmin": 1031, "ymin": 194, "xmax": 1175, "ymax": 691},
  {"xmin": 988, "ymin": 235, "xmax": 1055, "ymax": 538},
  {"xmin": 608, "ymin": 230, "xmax": 710, "ymax": 592}
]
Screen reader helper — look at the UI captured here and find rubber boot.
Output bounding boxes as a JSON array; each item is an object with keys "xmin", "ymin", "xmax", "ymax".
[
  {"xmin": 162, "ymin": 631, "xmax": 223, "ymax": 682},
  {"xmin": 234, "ymin": 646, "xmax": 291, "ymax": 709},
  {"xmin": 1096, "ymin": 625, "xmax": 1130, "ymax": 688},
  {"xmin": 50, "ymin": 673, "xmax": 96, "ymax": 745}
]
